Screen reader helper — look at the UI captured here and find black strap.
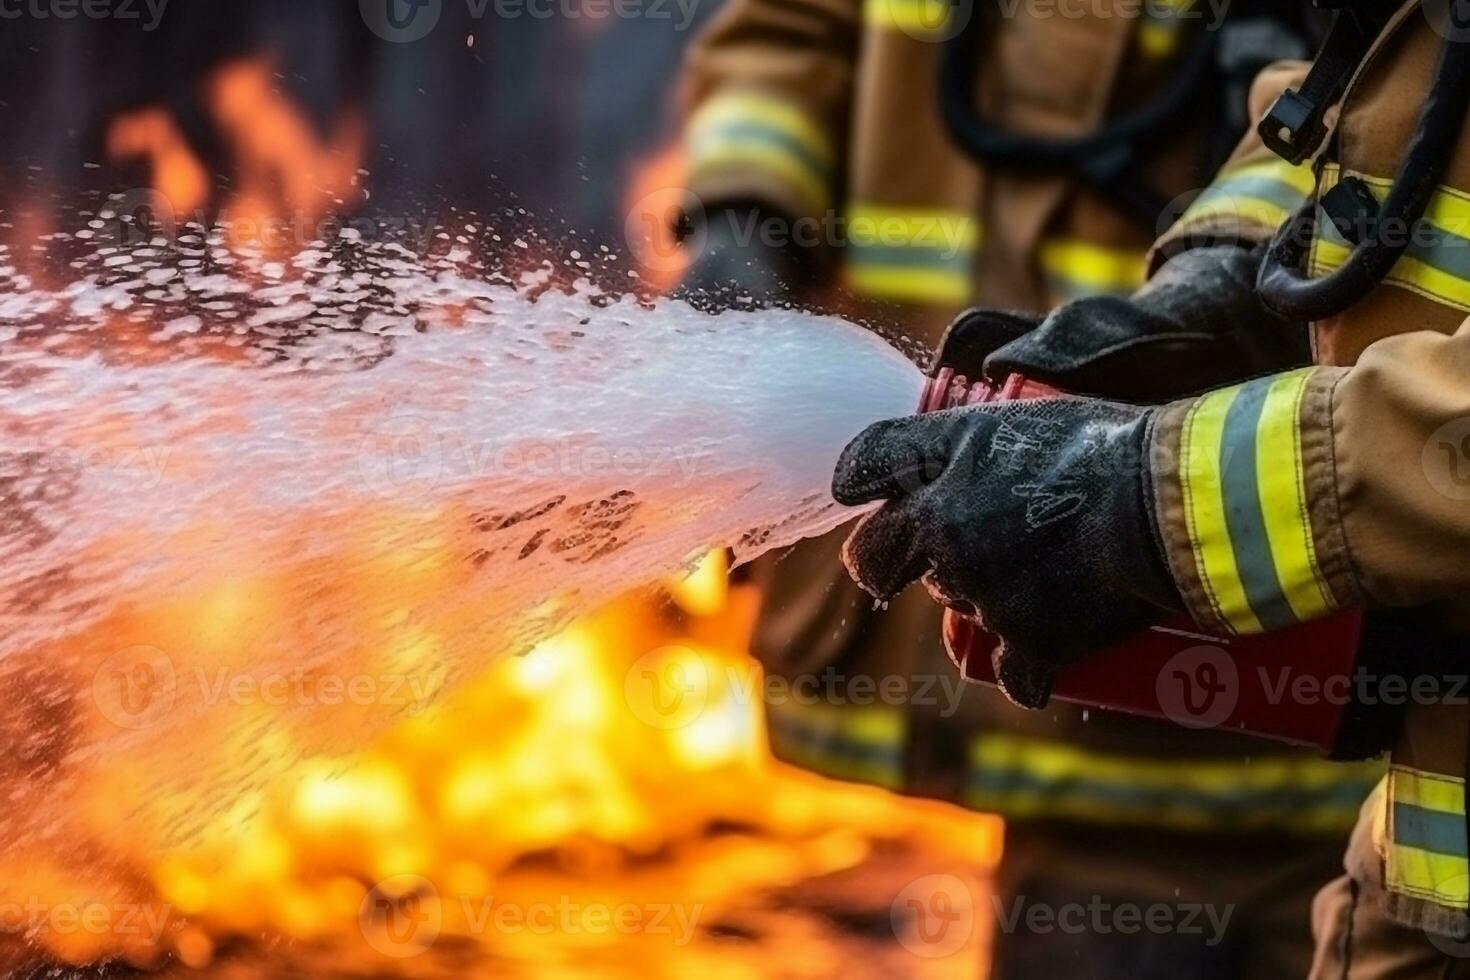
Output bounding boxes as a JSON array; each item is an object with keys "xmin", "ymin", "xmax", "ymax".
[
  {"xmin": 938, "ymin": 0, "xmax": 1221, "ymax": 229},
  {"xmin": 1259, "ymin": 1, "xmax": 1401, "ymax": 163}
]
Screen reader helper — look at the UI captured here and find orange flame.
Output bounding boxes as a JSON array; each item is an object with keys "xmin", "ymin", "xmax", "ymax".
[
  {"xmin": 206, "ymin": 59, "xmax": 363, "ymax": 251},
  {"xmin": 105, "ymin": 57, "xmax": 364, "ymax": 254},
  {"xmin": 105, "ymin": 109, "xmax": 211, "ymax": 217}
]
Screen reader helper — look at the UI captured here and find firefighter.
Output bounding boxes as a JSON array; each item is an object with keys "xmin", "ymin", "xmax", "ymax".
[
  {"xmin": 676, "ymin": 0, "xmax": 1382, "ymax": 976},
  {"xmin": 833, "ymin": 1, "xmax": 1470, "ymax": 975}
]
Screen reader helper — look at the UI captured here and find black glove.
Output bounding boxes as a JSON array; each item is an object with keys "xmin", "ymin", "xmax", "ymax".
[
  {"xmin": 832, "ymin": 399, "xmax": 1185, "ymax": 709},
  {"xmin": 676, "ymin": 206, "xmax": 805, "ymax": 311},
  {"xmin": 936, "ymin": 245, "xmax": 1311, "ymax": 402}
]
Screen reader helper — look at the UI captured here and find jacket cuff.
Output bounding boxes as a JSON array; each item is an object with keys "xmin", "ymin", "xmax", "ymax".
[
  {"xmin": 1149, "ymin": 367, "xmax": 1362, "ymax": 635},
  {"xmin": 685, "ymin": 89, "xmax": 836, "ymax": 223}
]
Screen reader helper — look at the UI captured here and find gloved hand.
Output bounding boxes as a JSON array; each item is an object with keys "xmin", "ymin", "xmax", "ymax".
[
  {"xmin": 832, "ymin": 398, "xmax": 1185, "ymax": 709},
  {"xmin": 676, "ymin": 206, "xmax": 805, "ymax": 311},
  {"xmin": 936, "ymin": 245, "xmax": 1311, "ymax": 402}
]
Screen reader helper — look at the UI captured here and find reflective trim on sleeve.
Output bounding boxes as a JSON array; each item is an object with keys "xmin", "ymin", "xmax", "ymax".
[
  {"xmin": 864, "ymin": 0, "xmax": 952, "ymax": 36},
  {"xmin": 1038, "ymin": 238, "xmax": 1148, "ymax": 302},
  {"xmin": 1178, "ymin": 369, "xmax": 1337, "ymax": 635},
  {"xmin": 844, "ymin": 204, "xmax": 979, "ymax": 305},
  {"xmin": 764, "ymin": 698, "xmax": 906, "ymax": 791},
  {"xmin": 1387, "ymin": 765, "xmax": 1470, "ymax": 910},
  {"xmin": 687, "ymin": 92, "xmax": 835, "ymax": 216},
  {"xmin": 967, "ymin": 733, "xmax": 1382, "ymax": 832},
  {"xmin": 1311, "ymin": 164, "xmax": 1470, "ymax": 313},
  {"xmin": 1175, "ymin": 157, "xmax": 1318, "ymax": 236}
]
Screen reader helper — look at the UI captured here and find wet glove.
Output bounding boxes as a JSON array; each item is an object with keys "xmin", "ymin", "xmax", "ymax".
[
  {"xmin": 676, "ymin": 206, "xmax": 805, "ymax": 310},
  {"xmin": 937, "ymin": 245, "xmax": 1311, "ymax": 402},
  {"xmin": 832, "ymin": 399, "xmax": 1185, "ymax": 709}
]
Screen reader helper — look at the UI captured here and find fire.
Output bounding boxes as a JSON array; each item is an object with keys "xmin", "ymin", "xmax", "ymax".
[
  {"xmin": 206, "ymin": 60, "xmax": 364, "ymax": 251},
  {"xmin": 623, "ymin": 141, "xmax": 692, "ymax": 293},
  {"xmin": 1, "ymin": 548, "xmax": 999, "ymax": 974},
  {"xmin": 105, "ymin": 110, "xmax": 211, "ymax": 218},
  {"xmin": 105, "ymin": 57, "xmax": 364, "ymax": 253}
]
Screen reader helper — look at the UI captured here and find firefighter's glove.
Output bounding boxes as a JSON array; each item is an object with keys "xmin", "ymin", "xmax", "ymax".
[
  {"xmin": 940, "ymin": 246, "xmax": 1311, "ymax": 402},
  {"xmin": 676, "ymin": 206, "xmax": 804, "ymax": 311},
  {"xmin": 832, "ymin": 398, "xmax": 1185, "ymax": 709}
]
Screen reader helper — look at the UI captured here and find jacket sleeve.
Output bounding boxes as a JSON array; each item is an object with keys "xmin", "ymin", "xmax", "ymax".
[
  {"xmin": 1148, "ymin": 320, "xmax": 1470, "ymax": 636},
  {"xmin": 1148, "ymin": 61, "xmax": 1319, "ymax": 272},
  {"xmin": 679, "ymin": 0, "xmax": 859, "ymax": 224}
]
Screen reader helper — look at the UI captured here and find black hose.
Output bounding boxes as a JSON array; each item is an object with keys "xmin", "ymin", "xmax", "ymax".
[
  {"xmin": 1257, "ymin": 32, "xmax": 1470, "ymax": 321},
  {"xmin": 938, "ymin": 0, "xmax": 1219, "ymax": 170}
]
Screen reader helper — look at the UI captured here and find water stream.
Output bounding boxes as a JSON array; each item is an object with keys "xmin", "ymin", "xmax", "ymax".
[{"xmin": 0, "ymin": 221, "xmax": 924, "ymax": 858}]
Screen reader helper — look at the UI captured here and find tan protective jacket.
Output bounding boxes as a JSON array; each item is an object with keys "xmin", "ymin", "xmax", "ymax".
[
  {"xmin": 1153, "ymin": 1, "xmax": 1470, "ymax": 935},
  {"xmin": 682, "ymin": 1, "xmax": 1382, "ymax": 831},
  {"xmin": 682, "ymin": 0, "xmax": 1204, "ymax": 332}
]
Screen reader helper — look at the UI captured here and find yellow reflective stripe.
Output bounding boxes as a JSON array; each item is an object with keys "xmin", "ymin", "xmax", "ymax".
[
  {"xmin": 847, "ymin": 205, "xmax": 980, "ymax": 252},
  {"xmin": 1395, "ymin": 765, "xmax": 1467, "ymax": 814},
  {"xmin": 1177, "ymin": 157, "xmax": 1316, "ymax": 235},
  {"xmin": 844, "ymin": 204, "xmax": 978, "ymax": 305},
  {"xmin": 863, "ymin": 0, "xmax": 951, "ymax": 36},
  {"xmin": 1178, "ymin": 370, "xmax": 1331, "ymax": 634},
  {"xmin": 1136, "ymin": 0, "xmax": 1193, "ymax": 58},
  {"xmin": 764, "ymin": 699, "xmax": 906, "ymax": 790},
  {"xmin": 689, "ymin": 93, "xmax": 833, "ymax": 170},
  {"xmin": 687, "ymin": 93, "xmax": 834, "ymax": 215},
  {"xmin": 1180, "ymin": 384, "xmax": 1262, "ymax": 633},
  {"xmin": 1388, "ymin": 846, "xmax": 1470, "ymax": 908},
  {"xmin": 1039, "ymin": 239, "xmax": 1147, "ymax": 299},
  {"xmin": 1387, "ymin": 766, "xmax": 1470, "ymax": 909},
  {"xmin": 687, "ymin": 143, "xmax": 830, "ymax": 217},
  {"xmin": 1311, "ymin": 164, "xmax": 1470, "ymax": 313},
  {"xmin": 1255, "ymin": 372, "xmax": 1336, "ymax": 622},
  {"xmin": 967, "ymin": 733, "xmax": 1380, "ymax": 832},
  {"xmin": 845, "ymin": 264, "xmax": 971, "ymax": 304}
]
